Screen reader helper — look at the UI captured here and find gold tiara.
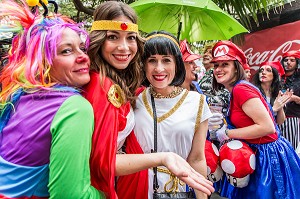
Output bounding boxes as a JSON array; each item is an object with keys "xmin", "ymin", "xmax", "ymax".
[
  {"xmin": 91, "ymin": 20, "xmax": 138, "ymax": 33},
  {"xmin": 145, "ymin": 34, "xmax": 180, "ymax": 49}
]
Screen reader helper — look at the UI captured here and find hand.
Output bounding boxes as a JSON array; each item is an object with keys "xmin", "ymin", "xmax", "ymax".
[
  {"xmin": 208, "ymin": 112, "xmax": 224, "ymax": 130},
  {"xmin": 162, "ymin": 152, "xmax": 215, "ymax": 195},
  {"xmin": 216, "ymin": 124, "xmax": 229, "ymax": 143},
  {"xmin": 273, "ymin": 90, "xmax": 293, "ymax": 111}
]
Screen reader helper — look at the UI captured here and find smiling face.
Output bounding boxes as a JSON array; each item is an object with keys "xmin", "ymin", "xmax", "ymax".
[
  {"xmin": 244, "ymin": 69, "xmax": 251, "ymax": 81},
  {"xmin": 259, "ymin": 65, "xmax": 273, "ymax": 83},
  {"xmin": 184, "ymin": 61, "xmax": 198, "ymax": 83},
  {"xmin": 202, "ymin": 47, "xmax": 214, "ymax": 70},
  {"xmin": 213, "ymin": 60, "xmax": 237, "ymax": 90},
  {"xmin": 50, "ymin": 28, "xmax": 90, "ymax": 87},
  {"xmin": 145, "ymin": 54, "xmax": 176, "ymax": 95},
  {"xmin": 101, "ymin": 16, "xmax": 138, "ymax": 70}
]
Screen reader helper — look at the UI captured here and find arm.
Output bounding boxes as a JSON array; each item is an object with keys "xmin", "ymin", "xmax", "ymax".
[
  {"xmin": 115, "ymin": 152, "xmax": 214, "ymax": 196},
  {"xmin": 187, "ymin": 120, "xmax": 209, "ymax": 199},
  {"xmin": 48, "ymin": 95, "xmax": 104, "ymax": 198},
  {"xmin": 227, "ymin": 98, "xmax": 275, "ymax": 139}
]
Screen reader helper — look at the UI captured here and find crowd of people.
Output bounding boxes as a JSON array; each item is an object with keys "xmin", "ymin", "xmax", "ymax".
[{"xmin": 0, "ymin": 0, "xmax": 300, "ymax": 199}]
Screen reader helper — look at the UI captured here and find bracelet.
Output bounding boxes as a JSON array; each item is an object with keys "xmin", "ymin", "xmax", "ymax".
[{"xmin": 225, "ymin": 129, "xmax": 229, "ymax": 137}]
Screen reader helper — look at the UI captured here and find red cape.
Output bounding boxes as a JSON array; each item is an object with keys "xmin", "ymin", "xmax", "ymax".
[{"xmin": 83, "ymin": 72, "xmax": 148, "ymax": 199}]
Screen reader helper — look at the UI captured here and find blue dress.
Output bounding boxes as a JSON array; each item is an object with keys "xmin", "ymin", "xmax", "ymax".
[{"xmin": 219, "ymin": 81, "xmax": 300, "ymax": 199}]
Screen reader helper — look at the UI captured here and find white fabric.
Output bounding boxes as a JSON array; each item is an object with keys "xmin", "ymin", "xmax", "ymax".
[
  {"xmin": 117, "ymin": 107, "xmax": 135, "ymax": 151},
  {"xmin": 134, "ymin": 88, "xmax": 212, "ymax": 198}
]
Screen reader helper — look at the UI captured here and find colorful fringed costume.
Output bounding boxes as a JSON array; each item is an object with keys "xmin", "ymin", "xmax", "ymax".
[{"xmin": 0, "ymin": 0, "xmax": 103, "ymax": 198}]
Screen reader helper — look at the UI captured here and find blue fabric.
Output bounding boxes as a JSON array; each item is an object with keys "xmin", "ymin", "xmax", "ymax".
[
  {"xmin": 191, "ymin": 81, "xmax": 203, "ymax": 94},
  {"xmin": 218, "ymin": 80, "xmax": 300, "ymax": 199},
  {"xmin": 219, "ymin": 135, "xmax": 300, "ymax": 199},
  {"xmin": 0, "ymin": 155, "xmax": 49, "ymax": 197}
]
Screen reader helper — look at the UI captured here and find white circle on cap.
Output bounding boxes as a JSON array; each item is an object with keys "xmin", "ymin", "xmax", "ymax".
[
  {"xmin": 214, "ymin": 45, "xmax": 229, "ymax": 57},
  {"xmin": 221, "ymin": 159, "xmax": 235, "ymax": 174},
  {"xmin": 227, "ymin": 140, "xmax": 243, "ymax": 150}
]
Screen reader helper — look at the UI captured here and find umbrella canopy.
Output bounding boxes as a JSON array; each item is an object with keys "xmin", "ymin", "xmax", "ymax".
[{"xmin": 130, "ymin": 0, "xmax": 248, "ymax": 42}]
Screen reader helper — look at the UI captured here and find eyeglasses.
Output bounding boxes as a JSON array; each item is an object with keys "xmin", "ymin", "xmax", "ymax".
[{"xmin": 283, "ymin": 58, "xmax": 296, "ymax": 62}]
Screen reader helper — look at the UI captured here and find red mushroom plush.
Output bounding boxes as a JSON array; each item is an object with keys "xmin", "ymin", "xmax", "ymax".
[
  {"xmin": 205, "ymin": 140, "xmax": 223, "ymax": 182},
  {"xmin": 219, "ymin": 140, "xmax": 256, "ymax": 188}
]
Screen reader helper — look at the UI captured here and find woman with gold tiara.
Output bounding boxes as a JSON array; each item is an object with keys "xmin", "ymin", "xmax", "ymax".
[
  {"xmin": 84, "ymin": 1, "xmax": 214, "ymax": 199},
  {"xmin": 0, "ymin": 0, "xmax": 104, "ymax": 198}
]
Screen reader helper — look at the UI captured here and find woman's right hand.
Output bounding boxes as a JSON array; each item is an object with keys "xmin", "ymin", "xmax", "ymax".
[{"xmin": 161, "ymin": 152, "xmax": 215, "ymax": 195}]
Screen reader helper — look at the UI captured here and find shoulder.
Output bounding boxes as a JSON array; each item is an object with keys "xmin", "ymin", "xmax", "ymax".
[
  {"xmin": 233, "ymin": 83, "xmax": 262, "ymax": 105},
  {"xmin": 60, "ymin": 95, "xmax": 93, "ymax": 115}
]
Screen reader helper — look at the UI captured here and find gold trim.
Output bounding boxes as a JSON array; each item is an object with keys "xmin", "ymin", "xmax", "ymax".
[
  {"xmin": 195, "ymin": 95, "xmax": 205, "ymax": 133},
  {"xmin": 146, "ymin": 34, "xmax": 180, "ymax": 49},
  {"xmin": 142, "ymin": 88, "xmax": 188, "ymax": 123},
  {"xmin": 107, "ymin": 84, "xmax": 126, "ymax": 108},
  {"xmin": 91, "ymin": 20, "xmax": 138, "ymax": 32},
  {"xmin": 156, "ymin": 167, "xmax": 185, "ymax": 193}
]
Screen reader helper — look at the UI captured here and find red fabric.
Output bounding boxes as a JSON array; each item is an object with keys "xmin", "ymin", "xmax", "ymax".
[
  {"xmin": 0, "ymin": 195, "xmax": 47, "ymax": 199},
  {"xmin": 116, "ymin": 132, "xmax": 148, "ymax": 199},
  {"xmin": 260, "ymin": 61, "xmax": 285, "ymax": 77},
  {"xmin": 211, "ymin": 40, "xmax": 247, "ymax": 66},
  {"xmin": 83, "ymin": 72, "xmax": 127, "ymax": 199},
  {"xmin": 230, "ymin": 83, "xmax": 278, "ymax": 144}
]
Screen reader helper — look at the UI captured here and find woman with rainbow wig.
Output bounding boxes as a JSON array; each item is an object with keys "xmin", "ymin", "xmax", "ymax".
[{"xmin": 0, "ymin": 0, "xmax": 104, "ymax": 198}]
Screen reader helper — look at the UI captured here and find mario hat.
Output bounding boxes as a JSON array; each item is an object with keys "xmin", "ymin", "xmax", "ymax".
[
  {"xmin": 282, "ymin": 50, "xmax": 300, "ymax": 59},
  {"xmin": 180, "ymin": 39, "xmax": 201, "ymax": 62},
  {"xmin": 260, "ymin": 61, "xmax": 285, "ymax": 77},
  {"xmin": 211, "ymin": 40, "xmax": 247, "ymax": 67}
]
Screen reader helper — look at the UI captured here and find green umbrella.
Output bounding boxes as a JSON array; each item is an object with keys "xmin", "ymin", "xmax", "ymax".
[{"xmin": 130, "ymin": 0, "xmax": 248, "ymax": 42}]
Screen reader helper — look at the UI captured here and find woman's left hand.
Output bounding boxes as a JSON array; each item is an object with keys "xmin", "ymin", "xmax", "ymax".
[{"xmin": 273, "ymin": 90, "xmax": 293, "ymax": 112}]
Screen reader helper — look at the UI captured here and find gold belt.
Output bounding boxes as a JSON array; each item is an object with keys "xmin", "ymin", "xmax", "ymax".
[{"xmin": 156, "ymin": 167, "xmax": 185, "ymax": 193}]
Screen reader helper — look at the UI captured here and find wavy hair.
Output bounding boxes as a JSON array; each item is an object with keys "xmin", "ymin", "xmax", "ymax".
[
  {"xmin": 88, "ymin": 1, "xmax": 144, "ymax": 108},
  {"xmin": 252, "ymin": 67, "xmax": 281, "ymax": 105}
]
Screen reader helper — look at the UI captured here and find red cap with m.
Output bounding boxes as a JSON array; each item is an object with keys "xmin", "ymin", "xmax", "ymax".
[{"xmin": 211, "ymin": 41, "xmax": 247, "ymax": 69}]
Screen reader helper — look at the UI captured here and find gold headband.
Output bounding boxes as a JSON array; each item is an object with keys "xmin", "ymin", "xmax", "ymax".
[
  {"xmin": 91, "ymin": 20, "xmax": 138, "ymax": 32},
  {"xmin": 145, "ymin": 34, "xmax": 180, "ymax": 49}
]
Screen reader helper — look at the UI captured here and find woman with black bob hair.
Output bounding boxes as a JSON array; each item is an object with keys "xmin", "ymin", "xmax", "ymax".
[
  {"xmin": 134, "ymin": 30, "xmax": 213, "ymax": 198},
  {"xmin": 142, "ymin": 30, "xmax": 185, "ymax": 87}
]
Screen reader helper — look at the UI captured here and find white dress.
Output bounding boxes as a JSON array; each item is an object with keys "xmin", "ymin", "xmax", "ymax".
[{"xmin": 134, "ymin": 87, "xmax": 212, "ymax": 198}]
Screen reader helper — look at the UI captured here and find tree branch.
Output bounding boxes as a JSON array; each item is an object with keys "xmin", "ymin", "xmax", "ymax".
[{"xmin": 72, "ymin": 0, "xmax": 94, "ymax": 16}]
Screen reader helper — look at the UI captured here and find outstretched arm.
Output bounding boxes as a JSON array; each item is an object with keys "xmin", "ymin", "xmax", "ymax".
[{"xmin": 115, "ymin": 152, "xmax": 214, "ymax": 195}]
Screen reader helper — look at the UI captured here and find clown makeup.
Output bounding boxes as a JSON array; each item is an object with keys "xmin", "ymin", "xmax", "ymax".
[
  {"xmin": 101, "ymin": 16, "xmax": 138, "ymax": 70},
  {"xmin": 50, "ymin": 28, "xmax": 90, "ymax": 87},
  {"xmin": 259, "ymin": 65, "xmax": 273, "ymax": 83}
]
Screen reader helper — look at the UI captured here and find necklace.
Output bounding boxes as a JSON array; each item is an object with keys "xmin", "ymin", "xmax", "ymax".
[{"xmin": 149, "ymin": 86, "xmax": 184, "ymax": 99}]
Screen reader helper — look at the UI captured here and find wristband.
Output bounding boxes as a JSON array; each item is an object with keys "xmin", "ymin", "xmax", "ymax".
[{"xmin": 225, "ymin": 129, "xmax": 229, "ymax": 137}]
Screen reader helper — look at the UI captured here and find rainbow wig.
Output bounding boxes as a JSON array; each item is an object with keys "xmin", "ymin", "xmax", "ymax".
[
  {"xmin": 0, "ymin": 0, "xmax": 90, "ymax": 103},
  {"xmin": 0, "ymin": 0, "xmax": 90, "ymax": 132}
]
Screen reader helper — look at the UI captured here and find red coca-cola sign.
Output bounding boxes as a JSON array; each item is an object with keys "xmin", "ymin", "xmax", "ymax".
[{"xmin": 241, "ymin": 20, "xmax": 300, "ymax": 72}]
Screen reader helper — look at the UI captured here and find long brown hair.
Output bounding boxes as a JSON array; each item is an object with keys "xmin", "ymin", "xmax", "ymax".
[{"xmin": 88, "ymin": 1, "xmax": 144, "ymax": 108}]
